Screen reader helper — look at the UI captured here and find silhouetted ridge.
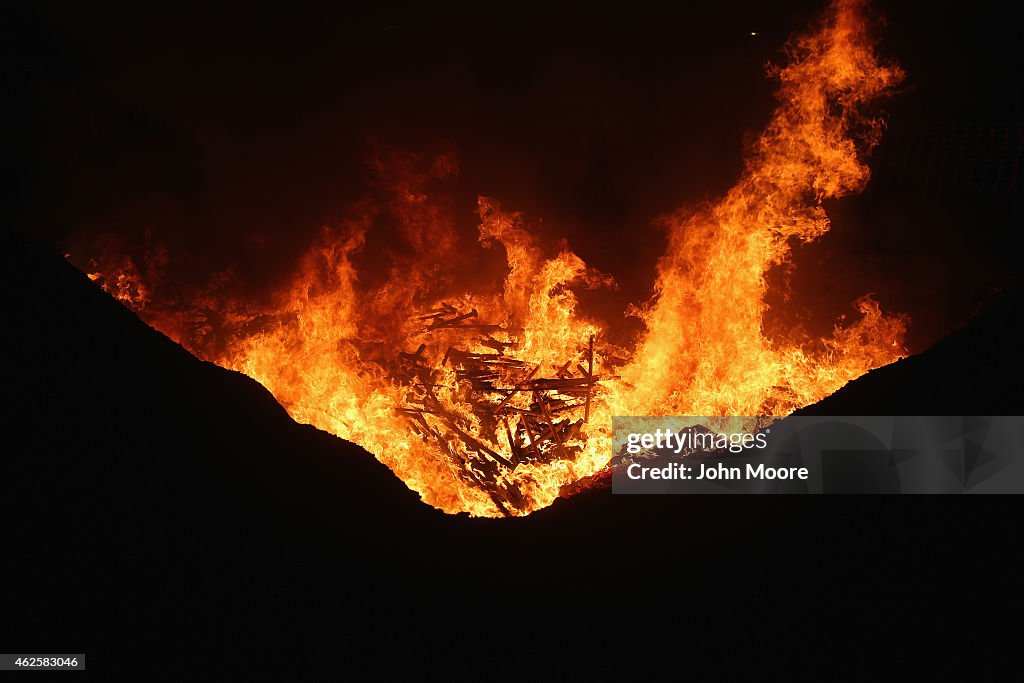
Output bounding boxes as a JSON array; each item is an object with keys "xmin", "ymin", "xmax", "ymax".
[{"xmin": 3, "ymin": 232, "xmax": 1019, "ymax": 675}]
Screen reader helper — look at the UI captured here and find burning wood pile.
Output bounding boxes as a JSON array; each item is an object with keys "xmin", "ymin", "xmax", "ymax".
[{"xmin": 395, "ymin": 303, "xmax": 599, "ymax": 515}]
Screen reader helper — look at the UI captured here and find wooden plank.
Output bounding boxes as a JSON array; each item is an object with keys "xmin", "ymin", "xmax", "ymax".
[
  {"xmin": 492, "ymin": 363, "xmax": 542, "ymax": 414},
  {"xmin": 502, "ymin": 416, "xmax": 520, "ymax": 466},
  {"xmin": 585, "ymin": 334, "xmax": 594, "ymax": 423}
]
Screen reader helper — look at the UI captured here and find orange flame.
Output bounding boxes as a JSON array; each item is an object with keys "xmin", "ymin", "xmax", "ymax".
[
  {"xmin": 620, "ymin": 0, "xmax": 906, "ymax": 417},
  {"xmin": 83, "ymin": 0, "xmax": 907, "ymax": 517}
]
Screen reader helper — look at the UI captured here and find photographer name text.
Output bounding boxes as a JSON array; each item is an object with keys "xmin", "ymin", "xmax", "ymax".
[{"xmin": 626, "ymin": 461, "xmax": 809, "ymax": 481}]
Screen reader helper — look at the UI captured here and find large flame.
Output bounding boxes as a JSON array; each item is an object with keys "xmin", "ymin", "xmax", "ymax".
[
  {"xmin": 620, "ymin": 0, "xmax": 906, "ymax": 417},
  {"xmin": 83, "ymin": 0, "xmax": 907, "ymax": 517}
]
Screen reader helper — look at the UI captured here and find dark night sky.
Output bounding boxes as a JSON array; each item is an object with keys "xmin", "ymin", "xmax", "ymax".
[{"xmin": 5, "ymin": 0, "xmax": 1023, "ymax": 352}]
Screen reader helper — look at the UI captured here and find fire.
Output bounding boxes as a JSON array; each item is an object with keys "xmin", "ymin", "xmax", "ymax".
[
  {"xmin": 620, "ymin": 0, "xmax": 906, "ymax": 417},
  {"xmin": 81, "ymin": 0, "xmax": 907, "ymax": 517}
]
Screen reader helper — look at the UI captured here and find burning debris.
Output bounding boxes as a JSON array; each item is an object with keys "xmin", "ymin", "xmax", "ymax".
[{"xmin": 396, "ymin": 304, "xmax": 601, "ymax": 515}]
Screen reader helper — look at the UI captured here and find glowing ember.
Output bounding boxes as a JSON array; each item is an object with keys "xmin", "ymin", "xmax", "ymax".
[{"xmin": 83, "ymin": 0, "xmax": 907, "ymax": 516}]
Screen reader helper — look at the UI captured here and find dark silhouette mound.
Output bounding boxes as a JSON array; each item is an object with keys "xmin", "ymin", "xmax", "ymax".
[
  {"xmin": 3, "ymin": 233, "xmax": 1019, "ymax": 675},
  {"xmin": 801, "ymin": 291, "xmax": 1024, "ymax": 415}
]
